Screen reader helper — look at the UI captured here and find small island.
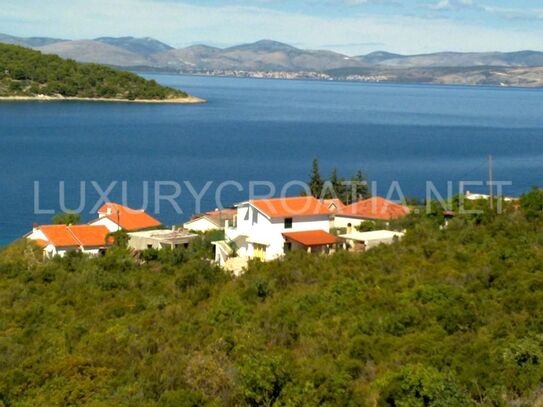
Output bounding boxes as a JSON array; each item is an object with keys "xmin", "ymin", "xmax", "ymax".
[{"xmin": 0, "ymin": 44, "xmax": 204, "ymax": 103}]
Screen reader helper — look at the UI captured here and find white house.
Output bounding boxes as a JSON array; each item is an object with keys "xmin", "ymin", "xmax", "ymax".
[
  {"xmin": 339, "ymin": 230, "xmax": 405, "ymax": 252},
  {"xmin": 128, "ymin": 229, "xmax": 198, "ymax": 251},
  {"xmin": 465, "ymin": 191, "xmax": 516, "ymax": 202},
  {"xmin": 89, "ymin": 202, "xmax": 162, "ymax": 232},
  {"xmin": 183, "ymin": 208, "xmax": 236, "ymax": 232},
  {"xmin": 215, "ymin": 196, "xmax": 337, "ymax": 266},
  {"xmin": 27, "ymin": 224, "xmax": 112, "ymax": 258}
]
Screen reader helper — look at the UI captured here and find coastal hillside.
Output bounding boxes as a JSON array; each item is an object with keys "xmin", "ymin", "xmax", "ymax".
[
  {"xmin": 1, "ymin": 34, "xmax": 543, "ymax": 87},
  {"xmin": 1, "ymin": 190, "xmax": 543, "ymax": 405},
  {"xmin": 0, "ymin": 43, "xmax": 192, "ymax": 102}
]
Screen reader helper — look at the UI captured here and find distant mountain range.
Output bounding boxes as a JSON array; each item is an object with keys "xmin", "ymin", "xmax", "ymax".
[{"xmin": 2, "ymin": 34, "xmax": 543, "ymax": 86}]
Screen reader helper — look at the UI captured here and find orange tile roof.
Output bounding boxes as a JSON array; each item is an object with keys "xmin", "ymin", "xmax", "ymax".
[
  {"xmin": 338, "ymin": 197, "xmax": 410, "ymax": 221},
  {"xmin": 33, "ymin": 239, "xmax": 49, "ymax": 248},
  {"xmin": 283, "ymin": 230, "xmax": 338, "ymax": 247},
  {"xmin": 322, "ymin": 198, "xmax": 345, "ymax": 211},
  {"xmin": 68, "ymin": 225, "xmax": 110, "ymax": 247},
  {"xmin": 98, "ymin": 203, "xmax": 161, "ymax": 231},
  {"xmin": 250, "ymin": 196, "xmax": 332, "ymax": 218},
  {"xmin": 40, "ymin": 225, "xmax": 80, "ymax": 247},
  {"xmin": 38, "ymin": 225, "xmax": 111, "ymax": 248}
]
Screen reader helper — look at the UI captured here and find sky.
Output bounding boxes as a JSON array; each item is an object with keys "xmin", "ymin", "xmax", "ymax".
[{"xmin": 1, "ymin": 0, "xmax": 543, "ymax": 55}]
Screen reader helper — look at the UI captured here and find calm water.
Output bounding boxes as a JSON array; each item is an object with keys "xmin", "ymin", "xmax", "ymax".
[{"xmin": 1, "ymin": 75, "xmax": 542, "ymax": 246}]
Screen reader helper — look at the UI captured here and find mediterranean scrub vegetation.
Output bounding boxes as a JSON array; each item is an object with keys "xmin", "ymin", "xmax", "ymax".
[
  {"xmin": 1, "ymin": 188, "xmax": 543, "ymax": 406},
  {"xmin": 0, "ymin": 44, "xmax": 187, "ymax": 100}
]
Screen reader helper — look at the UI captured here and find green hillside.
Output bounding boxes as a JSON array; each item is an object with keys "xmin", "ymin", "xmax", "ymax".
[
  {"xmin": 1, "ymin": 190, "xmax": 543, "ymax": 406},
  {"xmin": 0, "ymin": 43, "xmax": 188, "ymax": 100}
]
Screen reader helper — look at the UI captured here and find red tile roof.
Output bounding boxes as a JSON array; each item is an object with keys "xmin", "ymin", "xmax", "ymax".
[
  {"xmin": 68, "ymin": 225, "xmax": 110, "ymax": 247},
  {"xmin": 38, "ymin": 225, "xmax": 110, "ymax": 248},
  {"xmin": 251, "ymin": 197, "xmax": 331, "ymax": 218},
  {"xmin": 283, "ymin": 230, "xmax": 338, "ymax": 247},
  {"xmin": 338, "ymin": 197, "xmax": 410, "ymax": 221},
  {"xmin": 39, "ymin": 225, "xmax": 80, "ymax": 247},
  {"xmin": 322, "ymin": 198, "xmax": 345, "ymax": 211},
  {"xmin": 98, "ymin": 203, "xmax": 161, "ymax": 231},
  {"xmin": 34, "ymin": 239, "xmax": 49, "ymax": 248}
]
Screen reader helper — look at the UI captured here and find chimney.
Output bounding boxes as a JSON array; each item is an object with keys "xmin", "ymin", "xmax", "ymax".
[{"xmin": 32, "ymin": 223, "xmax": 38, "ymax": 233}]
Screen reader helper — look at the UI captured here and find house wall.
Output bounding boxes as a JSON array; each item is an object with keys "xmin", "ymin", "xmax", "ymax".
[
  {"xmin": 27, "ymin": 228, "xmax": 47, "ymax": 242},
  {"xmin": 45, "ymin": 246, "xmax": 102, "ymax": 258},
  {"xmin": 89, "ymin": 217, "xmax": 120, "ymax": 233},
  {"xmin": 183, "ymin": 217, "xmax": 219, "ymax": 232},
  {"xmin": 334, "ymin": 215, "xmax": 368, "ymax": 229},
  {"xmin": 128, "ymin": 236, "xmax": 193, "ymax": 251}
]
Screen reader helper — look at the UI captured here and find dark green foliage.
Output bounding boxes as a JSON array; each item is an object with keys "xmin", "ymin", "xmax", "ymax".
[
  {"xmin": 520, "ymin": 187, "xmax": 543, "ymax": 220},
  {"xmin": 356, "ymin": 219, "xmax": 388, "ymax": 232},
  {"xmin": 378, "ymin": 364, "xmax": 469, "ymax": 407},
  {"xmin": 306, "ymin": 159, "xmax": 370, "ymax": 203},
  {"xmin": 1, "ymin": 204, "xmax": 543, "ymax": 405},
  {"xmin": 0, "ymin": 43, "xmax": 187, "ymax": 100},
  {"xmin": 52, "ymin": 212, "xmax": 81, "ymax": 225},
  {"xmin": 308, "ymin": 158, "xmax": 324, "ymax": 198}
]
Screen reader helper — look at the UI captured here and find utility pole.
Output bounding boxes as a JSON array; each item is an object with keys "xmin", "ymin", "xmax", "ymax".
[{"xmin": 488, "ymin": 155, "xmax": 494, "ymax": 211}]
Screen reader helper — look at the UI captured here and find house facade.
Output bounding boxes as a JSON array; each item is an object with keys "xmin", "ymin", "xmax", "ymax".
[{"xmin": 218, "ymin": 196, "xmax": 336, "ymax": 265}]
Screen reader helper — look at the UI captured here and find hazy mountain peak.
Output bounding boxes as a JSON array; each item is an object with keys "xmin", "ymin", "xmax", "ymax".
[
  {"xmin": 94, "ymin": 36, "xmax": 174, "ymax": 56},
  {"xmin": 0, "ymin": 33, "xmax": 65, "ymax": 48},
  {"xmin": 365, "ymin": 51, "xmax": 403, "ymax": 58},
  {"xmin": 227, "ymin": 39, "xmax": 299, "ymax": 52}
]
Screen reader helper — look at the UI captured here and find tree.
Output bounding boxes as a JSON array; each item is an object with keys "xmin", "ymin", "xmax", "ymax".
[
  {"xmin": 343, "ymin": 170, "xmax": 370, "ymax": 204},
  {"xmin": 52, "ymin": 212, "xmax": 81, "ymax": 225},
  {"xmin": 378, "ymin": 364, "xmax": 469, "ymax": 407},
  {"xmin": 308, "ymin": 158, "xmax": 324, "ymax": 198},
  {"xmin": 520, "ymin": 187, "xmax": 543, "ymax": 220}
]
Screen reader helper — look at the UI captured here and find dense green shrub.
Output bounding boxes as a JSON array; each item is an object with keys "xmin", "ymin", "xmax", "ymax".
[
  {"xmin": 0, "ymin": 43, "xmax": 187, "ymax": 100},
  {"xmin": 1, "ymin": 201, "xmax": 543, "ymax": 405}
]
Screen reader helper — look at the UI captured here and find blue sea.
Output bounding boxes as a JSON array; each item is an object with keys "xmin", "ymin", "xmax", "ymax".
[{"xmin": 1, "ymin": 74, "xmax": 542, "ymax": 246}]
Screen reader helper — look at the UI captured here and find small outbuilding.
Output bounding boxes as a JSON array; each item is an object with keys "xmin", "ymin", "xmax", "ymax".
[
  {"xmin": 127, "ymin": 229, "xmax": 198, "ymax": 251},
  {"xmin": 339, "ymin": 230, "xmax": 404, "ymax": 252}
]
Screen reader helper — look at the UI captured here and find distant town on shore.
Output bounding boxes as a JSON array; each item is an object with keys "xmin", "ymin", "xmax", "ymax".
[{"xmin": 2, "ymin": 33, "xmax": 543, "ymax": 87}]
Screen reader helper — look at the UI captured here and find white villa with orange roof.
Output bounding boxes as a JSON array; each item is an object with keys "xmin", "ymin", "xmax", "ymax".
[
  {"xmin": 27, "ymin": 224, "xmax": 112, "ymax": 258},
  {"xmin": 215, "ymin": 196, "xmax": 337, "ymax": 267}
]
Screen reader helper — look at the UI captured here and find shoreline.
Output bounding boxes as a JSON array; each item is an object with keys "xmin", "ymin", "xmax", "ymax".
[{"xmin": 0, "ymin": 95, "xmax": 206, "ymax": 104}]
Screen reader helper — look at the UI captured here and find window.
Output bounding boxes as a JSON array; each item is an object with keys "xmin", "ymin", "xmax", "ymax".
[
  {"xmin": 252, "ymin": 209, "xmax": 258, "ymax": 225},
  {"xmin": 284, "ymin": 242, "xmax": 292, "ymax": 252},
  {"xmin": 284, "ymin": 217, "xmax": 293, "ymax": 229}
]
